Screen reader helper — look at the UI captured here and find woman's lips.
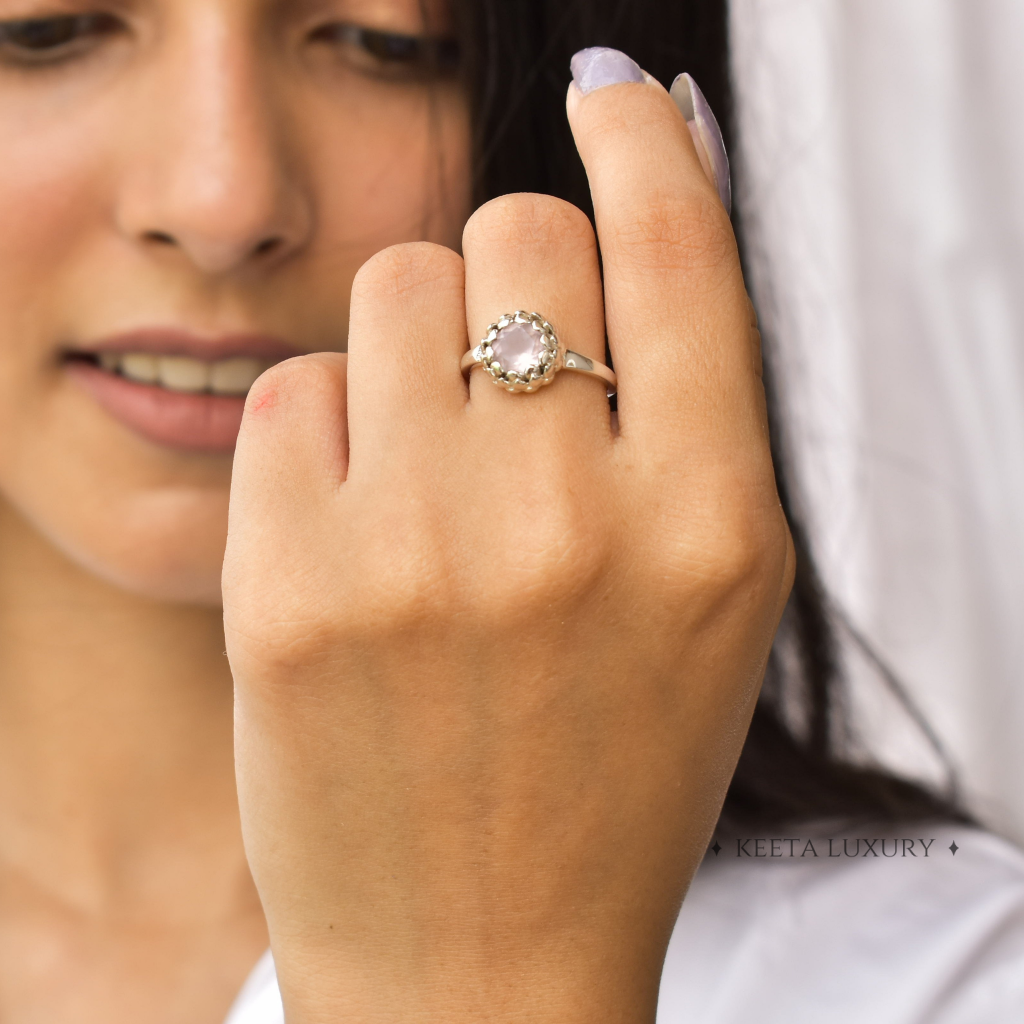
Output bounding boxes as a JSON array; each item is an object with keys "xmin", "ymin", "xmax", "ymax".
[
  {"xmin": 67, "ymin": 361, "xmax": 250, "ymax": 453},
  {"xmin": 65, "ymin": 331, "xmax": 304, "ymax": 454}
]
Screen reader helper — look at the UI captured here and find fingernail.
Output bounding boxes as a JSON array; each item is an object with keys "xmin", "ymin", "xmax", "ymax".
[
  {"xmin": 571, "ymin": 47, "xmax": 645, "ymax": 95},
  {"xmin": 670, "ymin": 73, "xmax": 732, "ymax": 214}
]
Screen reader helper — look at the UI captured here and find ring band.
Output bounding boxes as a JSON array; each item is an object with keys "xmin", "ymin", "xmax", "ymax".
[{"xmin": 460, "ymin": 311, "xmax": 617, "ymax": 396}]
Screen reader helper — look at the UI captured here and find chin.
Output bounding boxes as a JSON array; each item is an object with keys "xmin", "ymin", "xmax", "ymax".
[
  {"xmin": 68, "ymin": 498, "xmax": 230, "ymax": 606},
  {"xmin": 0, "ymin": 397, "xmax": 235, "ymax": 607},
  {"xmin": 11, "ymin": 480, "xmax": 232, "ymax": 606}
]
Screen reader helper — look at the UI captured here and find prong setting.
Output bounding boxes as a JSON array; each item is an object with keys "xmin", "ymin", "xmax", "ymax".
[{"xmin": 479, "ymin": 311, "xmax": 562, "ymax": 393}]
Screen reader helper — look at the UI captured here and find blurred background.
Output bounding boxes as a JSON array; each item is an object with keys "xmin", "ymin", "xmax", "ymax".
[{"xmin": 730, "ymin": 0, "xmax": 1024, "ymax": 843}]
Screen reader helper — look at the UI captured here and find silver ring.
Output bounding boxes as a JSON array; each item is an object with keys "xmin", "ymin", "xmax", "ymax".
[{"xmin": 460, "ymin": 311, "xmax": 617, "ymax": 396}]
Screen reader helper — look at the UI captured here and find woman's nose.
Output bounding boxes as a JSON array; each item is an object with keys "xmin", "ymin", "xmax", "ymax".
[{"xmin": 115, "ymin": 27, "xmax": 312, "ymax": 276}]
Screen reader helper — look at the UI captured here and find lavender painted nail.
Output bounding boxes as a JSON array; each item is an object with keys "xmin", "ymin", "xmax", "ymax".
[
  {"xmin": 570, "ymin": 47, "xmax": 645, "ymax": 95},
  {"xmin": 670, "ymin": 73, "xmax": 732, "ymax": 214}
]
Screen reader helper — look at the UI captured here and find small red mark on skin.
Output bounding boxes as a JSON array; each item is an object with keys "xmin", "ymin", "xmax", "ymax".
[{"xmin": 248, "ymin": 387, "xmax": 277, "ymax": 414}]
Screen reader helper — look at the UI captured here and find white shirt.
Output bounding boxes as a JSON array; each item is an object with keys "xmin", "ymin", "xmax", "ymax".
[{"xmin": 224, "ymin": 826, "xmax": 1024, "ymax": 1024}]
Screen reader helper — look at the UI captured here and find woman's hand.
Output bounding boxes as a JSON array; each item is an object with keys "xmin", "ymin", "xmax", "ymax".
[{"xmin": 223, "ymin": 55, "xmax": 794, "ymax": 1024}]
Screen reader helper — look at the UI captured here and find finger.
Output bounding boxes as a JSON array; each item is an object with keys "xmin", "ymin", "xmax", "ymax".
[
  {"xmin": 345, "ymin": 242, "xmax": 468, "ymax": 478},
  {"xmin": 462, "ymin": 193, "xmax": 611, "ymax": 437},
  {"xmin": 228, "ymin": 352, "xmax": 348, "ymax": 538},
  {"xmin": 566, "ymin": 52, "xmax": 763, "ymax": 456}
]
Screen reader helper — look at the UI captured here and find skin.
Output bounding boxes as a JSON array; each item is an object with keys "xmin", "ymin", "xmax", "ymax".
[
  {"xmin": 0, "ymin": 0, "xmax": 465, "ymax": 1019},
  {"xmin": 0, "ymin": 0, "xmax": 793, "ymax": 1021}
]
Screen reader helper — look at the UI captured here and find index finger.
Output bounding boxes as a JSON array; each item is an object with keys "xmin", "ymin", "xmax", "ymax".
[{"xmin": 566, "ymin": 51, "xmax": 763, "ymax": 458}]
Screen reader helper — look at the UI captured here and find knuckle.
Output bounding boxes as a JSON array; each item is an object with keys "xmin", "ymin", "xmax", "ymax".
[
  {"xmin": 226, "ymin": 566, "xmax": 342, "ymax": 679},
  {"xmin": 231, "ymin": 547, "xmax": 457, "ymax": 679},
  {"xmin": 353, "ymin": 241, "xmax": 465, "ymax": 305},
  {"xmin": 360, "ymin": 549, "xmax": 458, "ymax": 637},
  {"xmin": 464, "ymin": 193, "xmax": 596, "ymax": 259},
  {"xmin": 340, "ymin": 502, "xmax": 463, "ymax": 638},
  {"xmin": 470, "ymin": 491, "xmax": 612, "ymax": 620},
  {"xmin": 680, "ymin": 510, "xmax": 787, "ymax": 605},
  {"xmin": 639, "ymin": 472, "xmax": 789, "ymax": 610},
  {"xmin": 612, "ymin": 189, "xmax": 734, "ymax": 273},
  {"xmin": 705, "ymin": 518, "xmax": 773, "ymax": 591},
  {"xmin": 234, "ymin": 616, "xmax": 338, "ymax": 679},
  {"xmin": 242, "ymin": 352, "xmax": 343, "ymax": 418}
]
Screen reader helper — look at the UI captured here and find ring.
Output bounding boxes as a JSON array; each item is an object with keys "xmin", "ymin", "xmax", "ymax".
[{"xmin": 460, "ymin": 311, "xmax": 617, "ymax": 396}]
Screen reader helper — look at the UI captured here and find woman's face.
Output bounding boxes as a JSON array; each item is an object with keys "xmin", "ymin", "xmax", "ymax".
[{"xmin": 0, "ymin": 0, "xmax": 470, "ymax": 602}]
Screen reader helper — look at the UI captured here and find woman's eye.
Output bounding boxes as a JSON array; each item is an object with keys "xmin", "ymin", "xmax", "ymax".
[
  {"xmin": 309, "ymin": 22, "xmax": 459, "ymax": 78},
  {"xmin": 0, "ymin": 12, "xmax": 121, "ymax": 63}
]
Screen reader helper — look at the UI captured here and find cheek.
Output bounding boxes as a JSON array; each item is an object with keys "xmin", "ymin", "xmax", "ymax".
[
  {"xmin": 0, "ymin": 88, "xmax": 118, "ymax": 438},
  {"xmin": 307, "ymin": 85, "xmax": 471, "ymax": 256},
  {"xmin": 0, "ymin": 96, "xmax": 229, "ymax": 603},
  {"xmin": 0, "ymin": 87, "xmax": 113, "ymax": 320}
]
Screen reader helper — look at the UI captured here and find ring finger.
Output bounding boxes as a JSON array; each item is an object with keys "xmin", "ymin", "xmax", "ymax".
[{"xmin": 462, "ymin": 193, "xmax": 612, "ymax": 445}]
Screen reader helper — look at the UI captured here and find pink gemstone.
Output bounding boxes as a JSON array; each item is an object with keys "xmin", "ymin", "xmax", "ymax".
[{"xmin": 490, "ymin": 322, "xmax": 544, "ymax": 376}]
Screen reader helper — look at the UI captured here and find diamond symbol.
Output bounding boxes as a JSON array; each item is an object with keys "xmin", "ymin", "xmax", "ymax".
[
  {"xmin": 711, "ymin": 840, "xmax": 722, "ymax": 856},
  {"xmin": 949, "ymin": 841, "xmax": 959, "ymax": 856}
]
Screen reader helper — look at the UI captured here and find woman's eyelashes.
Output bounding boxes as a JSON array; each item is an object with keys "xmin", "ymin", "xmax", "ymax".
[
  {"xmin": 0, "ymin": 11, "xmax": 458, "ymax": 77},
  {"xmin": 307, "ymin": 22, "xmax": 459, "ymax": 78},
  {"xmin": 0, "ymin": 11, "xmax": 121, "ymax": 65}
]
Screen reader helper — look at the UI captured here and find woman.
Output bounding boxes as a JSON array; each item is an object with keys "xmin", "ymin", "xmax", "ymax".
[{"xmin": 0, "ymin": 0, "xmax": 1021, "ymax": 1021}]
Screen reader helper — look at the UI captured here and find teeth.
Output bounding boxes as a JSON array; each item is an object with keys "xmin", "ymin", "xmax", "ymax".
[
  {"xmin": 209, "ymin": 357, "xmax": 266, "ymax": 395},
  {"xmin": 121, "ymin": 353, "xmax": 159, "ymax": 384},
  {"xmin": 158, "ymin": 355, "xmax": 209, "ymax": 392},
  {"xmin": 98, "ymin": 352, "xmax": 274, "ymax": 395}
]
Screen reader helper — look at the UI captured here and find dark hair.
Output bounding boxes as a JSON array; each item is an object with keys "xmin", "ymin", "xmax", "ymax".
[{"xmin": 452, "ymin": 0, "xmax": 971, "ymax": 832}]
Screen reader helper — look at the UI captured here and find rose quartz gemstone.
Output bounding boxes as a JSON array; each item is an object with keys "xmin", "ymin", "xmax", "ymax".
[{"xmin": 490, "ymin": 322, "xmax": 544, "ymax": 376}]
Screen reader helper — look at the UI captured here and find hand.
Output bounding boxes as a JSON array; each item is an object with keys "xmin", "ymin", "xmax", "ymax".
[{"xmin": 223, "ymin": 64, "xmax": 794, "ymax": 1024}]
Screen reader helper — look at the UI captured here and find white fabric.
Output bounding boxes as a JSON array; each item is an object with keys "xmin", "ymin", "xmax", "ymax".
[
  {"xmin": 729, "ymin": 0, "xmax": 1024, "ymax": 842},
  {"xmin": 224, "ymin": 951, "xmax": 280, "ymax": 1024},
  {"xmin": 224, "ymin": 826, "xmax": 1024, "ymax": 1023}
]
